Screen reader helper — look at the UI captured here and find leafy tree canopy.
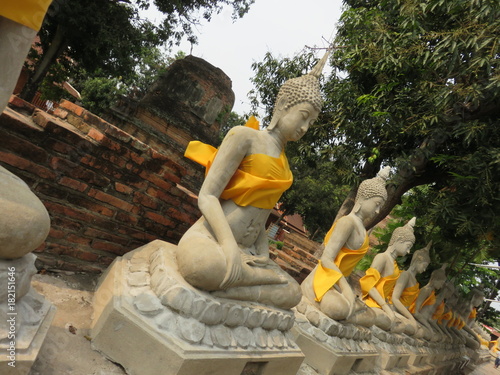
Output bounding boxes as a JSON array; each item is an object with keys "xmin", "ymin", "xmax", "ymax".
[{"xmin": 22, "ymin": 0, "xmax": 254, "ymax": 102}]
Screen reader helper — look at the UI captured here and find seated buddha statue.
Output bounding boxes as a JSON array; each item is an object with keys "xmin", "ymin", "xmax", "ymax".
[
  {"xmin": 410, "ymin": 264, "xmax": 447, "ymax": 340},
  {"xmin": 391, "ymin": 241, "xmax": 432, "ymax": 336},
  {"xmin": 359, "ymin": 217, "xmax": 416, "ymax": 331},
  {"xmin": 177, "ymin": 52, "xmax": 329, "ymax": 310},
  {"xmin": 300, "ymin": 166, "xmax": 390, "ymax": 325}
]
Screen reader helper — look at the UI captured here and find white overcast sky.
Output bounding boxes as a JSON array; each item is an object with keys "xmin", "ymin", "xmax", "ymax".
[{"xmin": 144, "ymin": 0, "xmax": 344, "ymax": 114}]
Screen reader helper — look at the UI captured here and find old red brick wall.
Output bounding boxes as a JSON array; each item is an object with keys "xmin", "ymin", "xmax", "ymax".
[{"xmin": 0, "ymin": 97, "xmax": 201, "ymax": 273}]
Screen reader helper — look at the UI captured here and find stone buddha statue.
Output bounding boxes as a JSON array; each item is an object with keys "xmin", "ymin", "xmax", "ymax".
[
  {"xmin": 359, "ymin": 217, "xmax": 416, "ymax": 331},
  {"xmin": 411, "ymin": 264, "xmax": 447, "ymax": 339},
  {"xmin": 177, "ymin": 52, "xmax": 329, "ymax": 310},
  {"xmin": 391, "ymin": 241, "xmax": 432, "ymax": 336},
  {"xmin": 300, "ymin": 166, "xmax": 390, "ymax": 324}
]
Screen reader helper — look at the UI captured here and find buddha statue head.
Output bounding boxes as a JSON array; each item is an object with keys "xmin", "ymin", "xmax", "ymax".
[
  {"xmin": 429, "ymin": 264, "xmax": 447, "ymax": 289},
  {"xmin": 410, "ymin": 241, "xmax": 432, "ymax": 274},
  {"xmin": 388, "ymin": 217, "xmax": 416, "ymax": 257},
  {"xmin": 352, "ymin": 166, "xmax": 390, "ymax": 220},
  {"xmin": 469, "ymin": 288, "xmax": 485, "ymax": 307},
  {"xmin": 268, "ymin": 50, "xmax": 329, "ymax": 131}
]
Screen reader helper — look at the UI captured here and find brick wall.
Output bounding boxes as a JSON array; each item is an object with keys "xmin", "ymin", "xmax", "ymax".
[{"xmin": 0, "ymin": 97, "xmax": 201, "ymax": 273}]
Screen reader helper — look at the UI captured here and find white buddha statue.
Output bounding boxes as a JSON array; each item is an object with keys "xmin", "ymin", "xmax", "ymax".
[
  {"xmin": 359, "ymin": 217, "xmax": 416, "ymax": 331},
  {"xmin": 177, "ymin": 52, "xmax": 329, "ymax": 310},
  {"xmin": 300, "ymin": 167, "xmax": 390, "ymax": 325},
  {"xmin": 391, "ymin": 241, "xmax": 432, "ymax": 336}
]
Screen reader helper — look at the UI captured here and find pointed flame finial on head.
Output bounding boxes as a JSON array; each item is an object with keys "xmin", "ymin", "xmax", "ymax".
[{"xmin": 273, "ymin": 47, "xmax": 330, "ymax": 114}]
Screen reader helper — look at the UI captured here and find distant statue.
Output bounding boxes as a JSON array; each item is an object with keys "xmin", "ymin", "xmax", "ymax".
[
  {"xmin": 391, "ymin": 241, "xmax": 432, "ymax": 336},
  {"xmin": 411, "ymin": 264, "xmax": 447, "ymax": 338},
  {"xmin": 359, "ymin": 217, "xmax": 416, "ymax": 331},
  {"xmin": 300, "ymin": 166, "xmax": 390, "ymax": 325},
  {"xmin": 177, "ymin": 52, "xmax": 329, "ymax": 310}
]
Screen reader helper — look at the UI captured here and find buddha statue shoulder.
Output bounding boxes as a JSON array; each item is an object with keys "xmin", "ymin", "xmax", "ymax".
[
  {"xmin": 359, "ymin": 217, "xmax": 416, "ymax": 331},
  {"xmin": 301, "ymin": 166, "xmax": 390, "ymax": 324},
  {"xmin": 177, "ymin": 52, "xmax": 329, "ymax": 310}
]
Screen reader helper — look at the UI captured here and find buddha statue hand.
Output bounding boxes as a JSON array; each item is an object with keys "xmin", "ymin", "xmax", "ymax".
[
  {"xmin": 219, "ymin": 242, "xmax": 244, "ymax": 289},
  {"xmin": 242, "ymin": 253, "xmax": 269, "ymax": 267}
]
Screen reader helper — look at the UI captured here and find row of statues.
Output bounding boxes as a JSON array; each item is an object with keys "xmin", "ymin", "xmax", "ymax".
[{"xmin": 177, "ymin": 50, "xmax": 486, "ymax": 348}]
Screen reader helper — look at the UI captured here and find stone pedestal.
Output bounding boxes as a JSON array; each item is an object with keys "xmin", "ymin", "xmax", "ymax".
[
  {"xmin": 292, "ymin": 300, "xmax": 378, "ymax": 375},
  {"xmin": 91, "ymin": 240, "xmax": 304, "ymax": 375},
  {"xmin": 0, "ymin": 256, "xmax": 56, "ymax": 375}
]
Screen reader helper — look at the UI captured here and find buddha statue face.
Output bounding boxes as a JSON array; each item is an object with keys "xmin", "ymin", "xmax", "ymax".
[
  {"xmin": 393, "ymin": 240, "xmax": 414, "ymax": 257},
  {"xmin": 470, "ymin": 290, "xmax": 484, "ymax": 307},
  {"xmin": 357, "ymin": 195, "xmax": 385, "ymax": 221},
  {"xmin": 274, "ymin": 102, "xmax": 319, "ymax": 142}
]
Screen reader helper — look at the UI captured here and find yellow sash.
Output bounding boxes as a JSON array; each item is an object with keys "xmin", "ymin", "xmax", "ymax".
[
  {"xmin": 312, "ymin": 230, "xmax": 369, "ymax": 302},
  {"xmin": 1, "ymin": 0, "xmax": 53, "ymax": 31},
  {"xmin": 184, "ymin": 118, "xmax": 293, "ymax": 210},
  {"xmin": 469, "ymin": 307, "xmax": 477, "ymax": 319},
  {"xmin": 361, "ymin": 261, "xmax": 401, "ymax": 308},
  {"xmin": 431, "ymin": 300, "xmax": 445, "ymax": 320},
  {"xmin": 400, "ymin": 282, "xmax": 419, "ymax": 308}
]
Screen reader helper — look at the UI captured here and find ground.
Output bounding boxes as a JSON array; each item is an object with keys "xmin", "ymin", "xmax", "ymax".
[
  {"xmin": 27, "ymin": 270, "xmax": 498, "ymax": 375},
  {"xmin": 29, "ymin": 271, "xmax": 125, "ymax": 375}
]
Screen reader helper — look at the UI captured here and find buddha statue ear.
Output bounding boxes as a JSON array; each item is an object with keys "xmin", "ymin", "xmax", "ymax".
[{"xmin": 268, "ymin": 96, "xmax": 288, "ymax": 130}]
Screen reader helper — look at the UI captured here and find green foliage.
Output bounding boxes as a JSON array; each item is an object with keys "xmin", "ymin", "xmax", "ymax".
[
  {"xmin": 23, "ymin": 0, "xmax": 254, "ymax": 102},
  {"xmin": 80, "ymin": 76, "xmax": 127, "ymax": 115},
  {"xmin": 268, "ymin": 239, "xmax": 283, "ymax": 250}
]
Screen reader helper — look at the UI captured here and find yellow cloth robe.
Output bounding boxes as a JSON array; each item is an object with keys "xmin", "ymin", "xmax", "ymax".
[
  {"xmin": 312, "ymin": 222, "xmax": 369, "ymax": 302},
  {"xmin": 469, "ymin": 307, "xmax": 477, "ymax": 319},
  {"xmin": 1, "ymin": 0, "xmax": 53, "ymax": 31},
  {"xmin": 184, "ymin": 118, "xmax": 293, "ymax": 210},
  {"xmin": 399, "ymin": 282, "xmax": 420, "ymax": 308},
  {"xmin": 361, "ymin": 260, "xmax": 401, "ymax": 308},
  {"xmin": 431, "ymin": 300, "xmax": 446, "ymax": 320}
]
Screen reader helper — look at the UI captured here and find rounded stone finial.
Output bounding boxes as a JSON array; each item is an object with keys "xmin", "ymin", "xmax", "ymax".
[{"xmin": 0, "ymin": 166, "xmax": 50, "ymax": 259}]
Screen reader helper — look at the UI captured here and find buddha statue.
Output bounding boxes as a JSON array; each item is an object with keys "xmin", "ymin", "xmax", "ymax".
[
  {"xmin": 177, "ymin": 52, "xmax": 329, "ymax": 310},
  {"xmin": 300, "ymin": 166, "xmax": 390, "ymax": 324},
  {"xmin": 391, "ymin": 241, "xmax": 432, "ymax": 336},
  {"xmin": 359, "ymin": 217, "xmax": 416, "ymax": 331},
  {"xmin": 411, "ymin": 264, "xmax": 448, "ymax": 339}
]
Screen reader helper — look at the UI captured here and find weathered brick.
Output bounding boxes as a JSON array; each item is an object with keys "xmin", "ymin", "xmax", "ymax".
[
  {"xmin": 146, "ymin": 186, "xmax": 179, "ymax": 206},
  {"xmin": 49, "ymin": 216, "xmax": 83, "ymax": 232},
  {"xmin": 59, "ymin": 176, "xmax": 89, "ymax": 192},
  {"xmin": 0, "ymin": 132, "xmax": 48, "ymax": 162},
  {"xmin": 69, "ymin": 195, "xmax": 115, "ymax": 217},
  {"xmin": 0, "ymin": 151, "xmax": 56, "ymax": 179},
  {"xmin": 48, "ymin": 228, "xmax": 66, "ymax": 239},
  {"xmin": 91, "ymin": 240, "xmax": 126, "ymax": 255},
  {"xmin": 52, "ymin": 107, "xmax": 68, "ymax": 119},
  {"xmin": 66, "ymin": 113, "xmax": 92, "ymax": 134},
  {"xmin": 115, "ymin": 182, "xmax": 133, "ymax": 194},
  {"xmin": 59, "ymin": 99, "xmax": 85, "ymax": 117},
  {"xmin": 8, "ymin": 95, "xmax": 36, "ymax": 114},
  {"xmin": 167, "ymin": 207, "xmax": 194, "ymax": 224},
  {"xmin": 139, "ymin": 170, "xmax": 172, "ymax": 191},
  {"xmin": 83, "ymin": 228, "xmax": 130, "ymax": 245},
  {"xmin": 105, "ymin": 125, "xmax": 132, "ymax": 143},
  {"xmin": 133, "ymin": 192, "xmax": 158, "ymax": 209},
  {"xmin": 115, "ymin": 211, "xmax": 139, "ymax": 226},
  {"xmin": 66, "ymin": 234, "xmax": 92, "ymax": 245},
  {"xmin": 144, "ymin": 211, "xmax": 175, "ymax": 227},
  {"xmin": 88, "ymin": 128, "xmax": 105, "ymax": 142},
  {"xmin": 159, "ymin": 169, "xmax": 181, "ymax": 184},
  {"xmin": 101, "ymin": 151, "xmax": 127, "ymax": 168},
  {"xmin": 88, "ymin": 188, "xmax": 134, "ymax": 212},
  {"xmin": 35, "ymin": 182, "xmax": 69, "ymax": 200}
]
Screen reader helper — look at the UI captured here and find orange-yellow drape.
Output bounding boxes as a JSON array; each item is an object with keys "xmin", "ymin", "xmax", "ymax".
[{"xmin": 1, "ymin": 0, "xmax": 52, "ymax": 30}]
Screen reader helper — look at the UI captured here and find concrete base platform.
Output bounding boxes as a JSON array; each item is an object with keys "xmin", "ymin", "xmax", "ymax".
[
  {"xmin": 0, "ymin": 303, "xmax": 56, "ymax": 375},
  {"xmin": 91, "ymin": 240, "xmax": 304, "ymax": 375}
]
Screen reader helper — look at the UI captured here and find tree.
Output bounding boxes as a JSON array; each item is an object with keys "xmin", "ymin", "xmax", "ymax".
[
  {"xmin": 249, "ymin": 0, "xmax": 500, "ymax": 263},
  {"xmin": 21, "ymin": 0, "xmax": 254, "ymax": 102}
]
